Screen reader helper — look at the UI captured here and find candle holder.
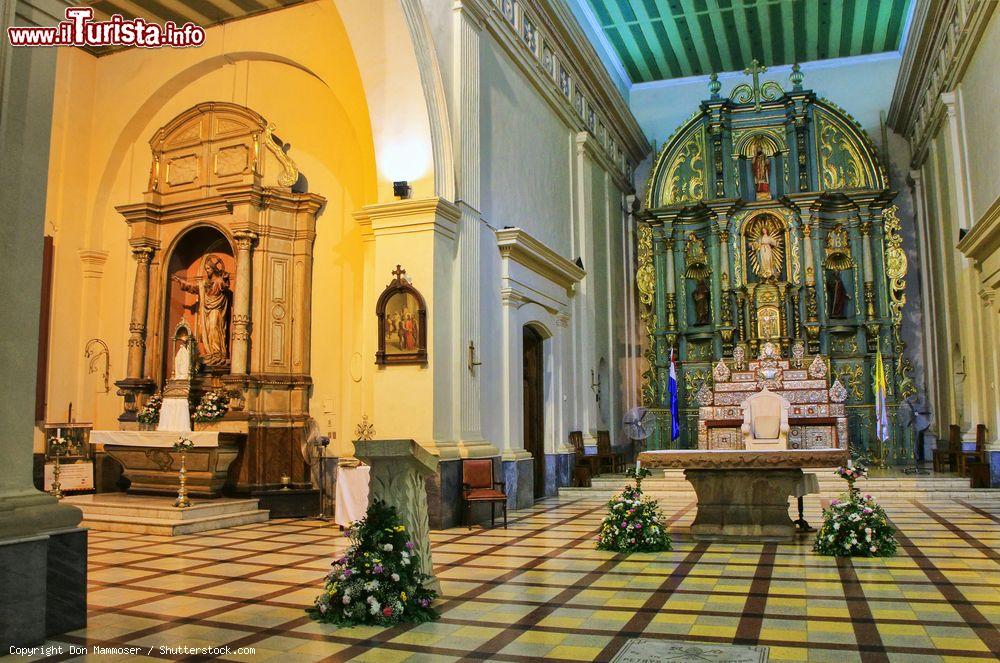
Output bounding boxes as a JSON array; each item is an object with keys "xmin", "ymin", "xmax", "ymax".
[
  {"xmin": 280, "ymin": 475, "xmax": 291, "ymax": 490},
  {"xmin": 173, "ymin": 436, "xmax": 195, "ymax": 508},
  {"xmin": 49, "ymin": 438, "xmax": 67, "ymax": 500}
]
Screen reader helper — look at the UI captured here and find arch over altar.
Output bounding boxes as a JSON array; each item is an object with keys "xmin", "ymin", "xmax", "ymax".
[{"xmin": 637, "ymin": 63, "xmax": 916, "ymax": 464}]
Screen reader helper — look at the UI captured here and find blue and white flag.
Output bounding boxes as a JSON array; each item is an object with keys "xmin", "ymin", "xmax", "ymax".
[{"xmin": 668, "ymin": 348, "xmax": 680, "ymax": 441}]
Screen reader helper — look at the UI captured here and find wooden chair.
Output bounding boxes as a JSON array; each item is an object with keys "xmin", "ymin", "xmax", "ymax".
[
  {"xmin": 932, "ymin": 425, "xmax": 964, "ymax": 475},
  {"xmin": 461, "ymin": 459, "xmax": 507, "ymax": 529},
  {"xmin": 569, "ymin": 431, "xmax": 595, "ymax": 487},
  {"xmin": 964, "ymin": 424, "xmax": 989, "ymax": 466},
  {"xmin": 596, "ymin": 430, "xmax": 624, "ymax": 475}
]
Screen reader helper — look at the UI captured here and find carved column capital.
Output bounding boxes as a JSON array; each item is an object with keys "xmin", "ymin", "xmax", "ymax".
[
  {"xmin": 859, "ymin": 221, "xmax": 872, "ymax": 236},
  {"xmin": 131, "ymin": 246, "xmax": 155, "ymax": 264},
  {"xmin": 233, "ymin": 230, "xmax": 258, "ymax": 251}
]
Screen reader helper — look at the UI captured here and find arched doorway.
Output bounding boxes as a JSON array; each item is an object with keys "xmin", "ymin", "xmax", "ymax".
[{"xmin": 523, "ymin": 325, "xmax": 545, "ymax": 499}]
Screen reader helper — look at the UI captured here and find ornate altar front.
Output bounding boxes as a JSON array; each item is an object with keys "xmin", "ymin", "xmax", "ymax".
[
  {"xmin": 635, "ymin": 62, "xmax": 916, "ymax": 463},
  {"xmin": 697, "ymin": 342, "xmax": 848, "ymax": 451},
  {"xmin": 112, "ymin": 102, "xmax": 326, "ymax": 507}
]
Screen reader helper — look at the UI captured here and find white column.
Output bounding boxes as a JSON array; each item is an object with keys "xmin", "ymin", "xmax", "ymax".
[
  {"xmin": 910, "ymin": 169, "xmax": 940, "ymax": 443},
  {"xmin": 452, "ymin": 0, "xmax": 491, "ymax": 456},
  {"xmin": 574, "ymin": 133, "xmax": 599, "ymax": 448}
]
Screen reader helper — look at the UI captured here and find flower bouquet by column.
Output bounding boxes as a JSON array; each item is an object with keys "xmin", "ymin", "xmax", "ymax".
[
  {"xmin": 193, "ymin": 389, "xmax": 228, "ymax": 422},
  {"xmin": 596, "ymin": 466, "xmax": 672, "ymax": 552},
  {"xmin": 814, "ymin": 463, "xmax": 897, "ymax": 557},
  {"xmin": 308, "ymin": 499, "xmax": 438, "ymax": 626}
]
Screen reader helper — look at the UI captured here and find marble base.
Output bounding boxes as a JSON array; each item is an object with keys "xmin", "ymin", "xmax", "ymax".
[
  {"xmin": 252, "ymin": 488, "xmax": 319, "ymax": 518},
  {"xmin": 1, "ymin": 527, "xmax": 87, "ymax": 646},
  {"xmin": 989, "ymin": 450, "xmax": 1000, "ymax": 488},
  {"xmin": 685, "ymin": 468, "xmax": 802, "ymax": 542},
  {"xmin": 503, "ymin": 458, "xmax": 534, "ymax": 510},
  {"xmin": 426, "ymin": 458, "xmax": 462, "ymax": 530}
]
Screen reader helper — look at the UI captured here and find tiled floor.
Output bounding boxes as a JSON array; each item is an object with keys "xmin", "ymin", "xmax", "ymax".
[{"xmin": 24, "ymin": 494, "xmax": 1000, "ymax": 662}]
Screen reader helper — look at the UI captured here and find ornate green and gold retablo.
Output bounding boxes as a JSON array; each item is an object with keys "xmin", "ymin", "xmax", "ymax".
[{"xmin": 637, "ymin": 65, "xmax": 915, "ymax": 464}]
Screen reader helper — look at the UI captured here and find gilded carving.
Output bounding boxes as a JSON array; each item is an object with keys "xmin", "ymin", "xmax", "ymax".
[
  {"xmin": 823, "ymin": 225, "xmax": 854, "ymax": 270},
  {"xmin": 684, "ymin": 232, "xmax": 710, "ymax": 279},
  {"xmin": 832, "ymin": 363, "xmax": 864, "ymax": 401},
  {"xmin": 661, "ymin": 125, "xmax": 706, "ymax": 205},
  {"xmin": 264, "ymin": 123, "xmax": 299, "ymax": 187},
  {"xmin": 817, "ymin": 112, "xmax": 866, "ymax": 191},
  {"xmin": 637, "ymin": 224, "xmax": 658, "ymax": 406}
]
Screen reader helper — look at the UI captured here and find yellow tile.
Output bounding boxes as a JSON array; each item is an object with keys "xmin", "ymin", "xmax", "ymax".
[
  {"xmin": 689, "ymin": 624, "xmax": 736, "ymax": 638},
  {"xmin": 547, "ymin": 645, "xmax": 602, "ymax": 660},
  {"xmin": 759, "ymin": 627, "xmax": 807, "ymax": 642},
  {"xmin": 807, "ymin": 620, "xmax": 854, "ymax": 634},
  {"xmin": 930, "ymin": 637, "xmax": 988, "ymax": 652},
  {"xmin": 516, "ymin": 630, "xmax": 566, "ymax": 645},
  {"xmin": 651, "ymin": 612, "xmax": 697, "ymax": 624},
  {"xmin": 876, "ymin": 623, "xmax": 925, "ymax": 636}
]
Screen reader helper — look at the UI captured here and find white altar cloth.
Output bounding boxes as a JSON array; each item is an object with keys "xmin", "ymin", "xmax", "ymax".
[
  {"xmin": 91, "ymin": 431, "xmax": 222, "ymax": 448},
  {"xmin": 157, "ymin": 397, "xmax": 192, "ymax": 432},
  {"xmin": 335, "ymin": 465, "xmax": 370, "ymax": 527}
]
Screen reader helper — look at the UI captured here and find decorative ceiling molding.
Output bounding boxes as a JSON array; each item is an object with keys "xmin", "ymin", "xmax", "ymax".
[
  {"xmin": 581, "ymin": 0, "xmax": 913, "ymax": 82},
  {"xmin": 887, "ymin": 0, "xmax": 997, "ymax": 164}
]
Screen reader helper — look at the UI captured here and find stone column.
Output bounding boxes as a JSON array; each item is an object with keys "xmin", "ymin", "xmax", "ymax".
[
  {"xmin": 126, "ymin": 246, "xmax": 154, "ymax": 379},
  {"xmin": 859, "ymin": 221, "xmax": 876, "ymax": 320},
  {"xmin": 230, "ymin": 230, "xmax": 257, "ymax": 375},
  {"xmin": 1, "ymin": 0, "xmax": 85, "ymax": 646}
]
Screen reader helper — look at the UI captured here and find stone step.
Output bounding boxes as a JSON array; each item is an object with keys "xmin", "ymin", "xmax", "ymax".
[
  {"xmin": 65, "ymin": 494, "xmax": 270, "ymax": 536},
  {"xmin": 560, "ymin": 487, "xmax": 1000, "ymax": 501},
  {"xmin": 66, "ymin": 495, "xmax": 261, "ymax": 520}
]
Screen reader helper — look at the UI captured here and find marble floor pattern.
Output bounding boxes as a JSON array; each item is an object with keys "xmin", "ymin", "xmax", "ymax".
[{"xmin": 20, "ymin": 494, "xmax": 1000, "ymax": 663}]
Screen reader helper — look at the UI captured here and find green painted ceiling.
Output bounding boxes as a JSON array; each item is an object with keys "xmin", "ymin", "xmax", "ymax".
[{"xmin": 582, "ymin": 0, "xmax": 913, "ymax": 82}]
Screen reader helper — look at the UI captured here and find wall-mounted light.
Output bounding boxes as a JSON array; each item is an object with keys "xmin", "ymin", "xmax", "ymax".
[{"xmin": 393, "ymin": 180, "xmax": 411, "ymax": 199}]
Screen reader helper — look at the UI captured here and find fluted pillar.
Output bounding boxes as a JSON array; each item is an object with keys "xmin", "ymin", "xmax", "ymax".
[
  {"xmin": 859, "ymin": 221, "xmax": 876, "ymax": 320},
  {"xmin": 230, "ymin": 230, "xmax": 257, "ymax": 375},
  {"xmin": 453, "ymin": 0, "xmax": 487, "ymax": 450},
  {"xmin": 126, "ymin": 246, "xmax": 154, "ymax": 379}
]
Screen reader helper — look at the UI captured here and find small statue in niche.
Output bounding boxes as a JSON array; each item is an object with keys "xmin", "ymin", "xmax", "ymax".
[
  {"xmin": 692, "ymin": 278, "xmax": 711, "ymax": 326},
  {"xmin": 172, "ymin": 255, "xmax": 232, "ymax": 366},
  {"xmin": 825, "ymin": 269, "xmax": 851, "ymax": 319},
  {"xmin": 752, "ymin": 147, "xmax": 771, "ymax": 199},
  {"xmin": 748, "ymin": 218, "xmax": 784, "ymax": 280}
]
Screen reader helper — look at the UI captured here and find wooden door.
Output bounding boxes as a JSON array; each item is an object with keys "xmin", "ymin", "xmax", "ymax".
[{"xmin": 522, "ymin": 326, "xmax": 546, "ymax": 499}]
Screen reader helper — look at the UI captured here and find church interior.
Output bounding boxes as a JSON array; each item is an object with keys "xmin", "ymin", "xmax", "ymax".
[{"xmin": 2, "ymin": 0, "xmax": 998, "ymax": 660}]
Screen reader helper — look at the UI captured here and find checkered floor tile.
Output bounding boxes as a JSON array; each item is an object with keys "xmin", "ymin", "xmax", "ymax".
[{"xmin": 20, "ymin": 495, "xmax": 1000, "ymax": 662}]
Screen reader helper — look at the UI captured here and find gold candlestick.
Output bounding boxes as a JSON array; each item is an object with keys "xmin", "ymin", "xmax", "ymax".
[
  {"xmin": 50, "ymin": 452, "xmax": 63, "ymax": 500},
  {"xmin": 174, "ymin": 451, "xmax": 191, "ymax": 508},
  {"xmin": 173, "ymin": 436, "xmax": 194, "ymax": 508}
]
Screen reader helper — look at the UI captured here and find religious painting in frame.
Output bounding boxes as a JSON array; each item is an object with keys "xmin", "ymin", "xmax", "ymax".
[{"xmin": 375, "ymin": 265, "xmax": 427, "ymax": 365}]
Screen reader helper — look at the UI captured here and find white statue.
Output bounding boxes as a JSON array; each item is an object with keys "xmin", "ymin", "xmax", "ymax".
[
  {"xmin": 753, "ymin": 227, "xmax": 780, "ymax": 278},
  {"xmin": 173, "ymin": 342, "xmax": 191, "ymax": 380}
]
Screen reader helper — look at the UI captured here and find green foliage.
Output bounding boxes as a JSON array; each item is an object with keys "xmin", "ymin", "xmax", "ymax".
[
  {"xmin": 308, "ymin": 499, "xmax": 438, "ymax": 627},
  {"xmin": 137, "ymin": 392, "xmax": 162, "ymax": 425},
  {"xmin": 596, "ymin": 481, "xmax": 672, "ymax": 553}
]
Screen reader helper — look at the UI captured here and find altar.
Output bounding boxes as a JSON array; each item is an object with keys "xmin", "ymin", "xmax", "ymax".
[
  {"xmin": 639, "ymin": 448, "xmax": 848, "ymax": 541},
  {"xmin": 92, "ymin": 431, "xmax": 242, "ymax": 497}
]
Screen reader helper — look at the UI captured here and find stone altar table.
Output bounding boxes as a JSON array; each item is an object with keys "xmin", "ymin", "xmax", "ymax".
[
  {"xmin": 638, "ymin": 449, "xmax": 848, "ymax": 541},
  {"xmin": 92, "ymin": 431, "xmax": 243, "ymax": 497}
]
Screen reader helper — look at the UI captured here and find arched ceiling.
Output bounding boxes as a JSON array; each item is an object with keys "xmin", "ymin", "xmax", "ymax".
[{"xmin": 579, "ymin": 0, "xmax": 914, "ymax": 83}]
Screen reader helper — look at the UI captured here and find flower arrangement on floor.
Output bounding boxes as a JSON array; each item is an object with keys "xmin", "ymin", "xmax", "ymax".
[
  {"xmin": 193, "ymin": 389, "xmax": 228, "ymax": 422},
  {"xmin": 136, "ymin": 392, "xmax": 163, "ymax": 425},
  {"xmin": 308, "ymin": 499, "xmax": 438, "ymax": 626},
  {"xmin": 813, "ymin": 463, "xmax": 897, "ymax": 557},
  {"xmin": 596, "ymin": 465, "xmax": 672, "ymax": 553}
]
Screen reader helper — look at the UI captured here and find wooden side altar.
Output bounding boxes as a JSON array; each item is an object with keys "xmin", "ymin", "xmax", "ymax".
[{"xmin": 639, "ymin": 449, "xmax": 848, "ymax": 541}]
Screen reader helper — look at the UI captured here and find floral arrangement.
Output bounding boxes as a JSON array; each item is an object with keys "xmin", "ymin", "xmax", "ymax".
[
  {"xmin": 814, "ymin": 463, "xmax": 897, "ymax": 557},
  {"xmin": 136, "ymin": 392, "xmax": 163, "ymax": 425},
  {"xmin": 596, "ymin": 465, "xmax": 671, "ymax": 553},
  {"xmin": 308, "ymin": 499, "xmax": 438, "ymax": 626},
  {"xmin": 173, "ymin": 436, "xmax": 194, "ymax": 453},
  {"xmin": 193, "ymin": 390, "xmax": 228, "ymax": 422}
]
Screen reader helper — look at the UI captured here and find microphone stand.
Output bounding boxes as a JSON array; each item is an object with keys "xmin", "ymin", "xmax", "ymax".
[{"xmin": 314, "ymin": 437, "xmax": 332, "ymax": 520}]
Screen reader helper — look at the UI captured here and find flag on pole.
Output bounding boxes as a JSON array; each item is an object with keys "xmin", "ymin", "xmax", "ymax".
[
  {"xmin": 874, "ymin": 340, "xmax": 889, "ymax": 443},
  {"xmin": 668, "ymin": 348, "xmax": 680, "ymax": 441}
]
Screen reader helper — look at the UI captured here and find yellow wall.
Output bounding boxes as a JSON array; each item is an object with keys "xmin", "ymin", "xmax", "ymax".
[{"xmin": 39, "ymin": 1, "xmax": 435, "ymax": 458}]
